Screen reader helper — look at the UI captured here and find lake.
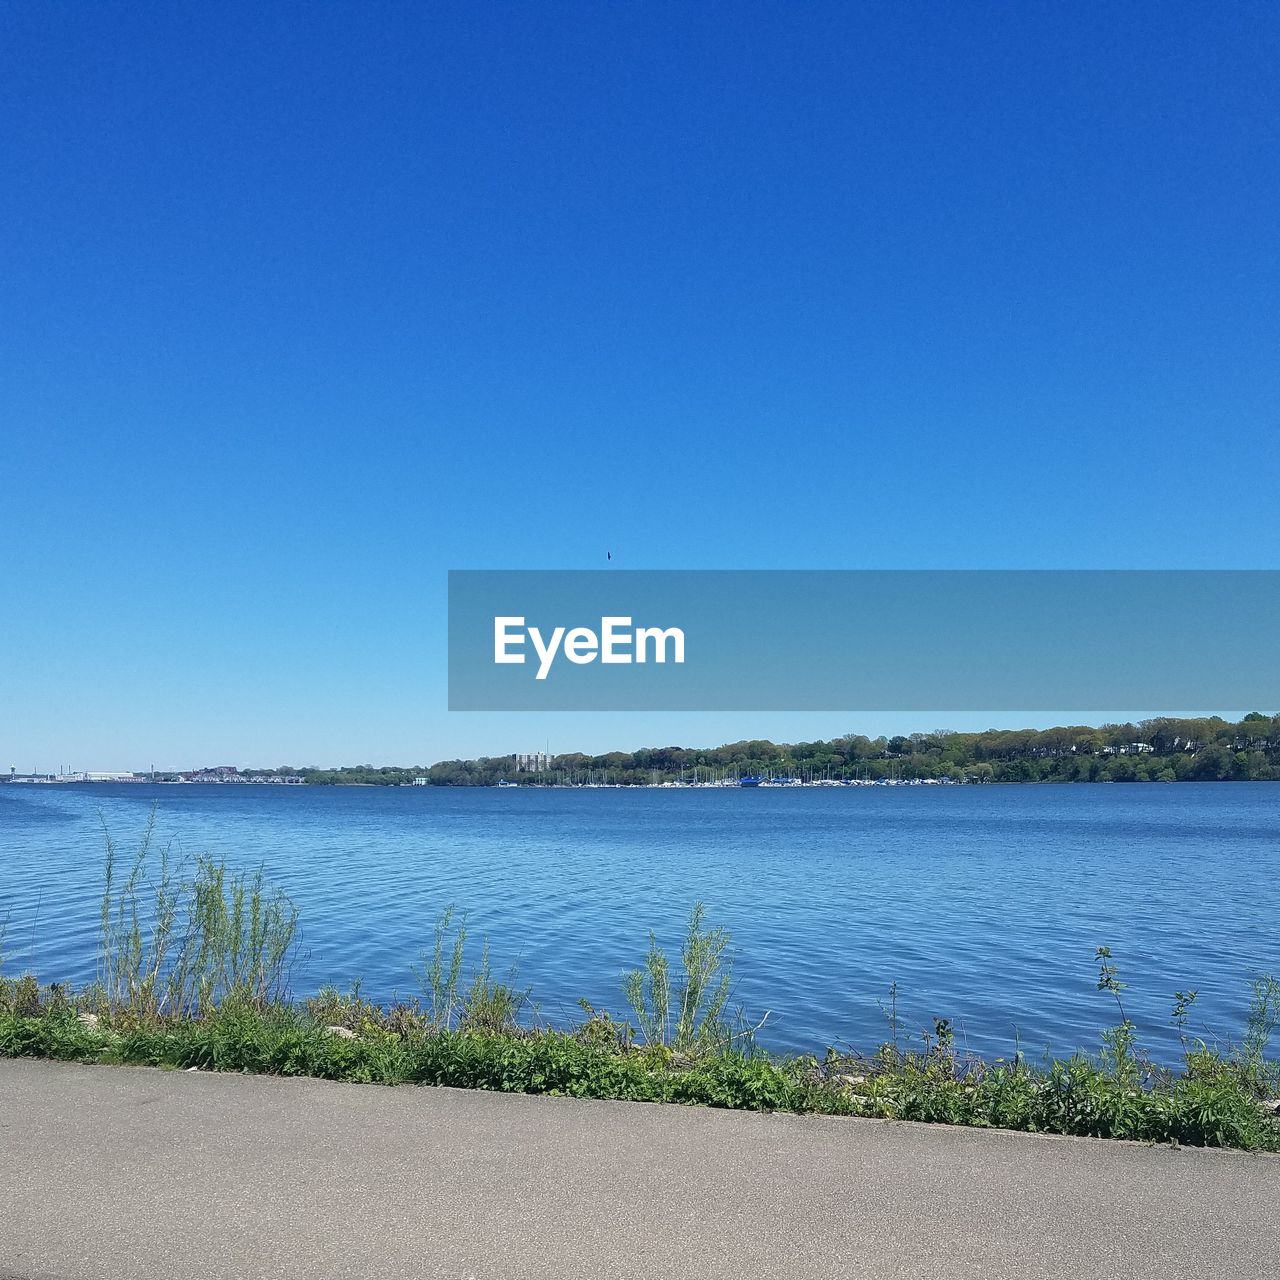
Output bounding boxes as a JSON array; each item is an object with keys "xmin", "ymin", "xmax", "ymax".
[{"xmin": 1, "ymin": 782, "xmax": 1277, "ymax": 1063}]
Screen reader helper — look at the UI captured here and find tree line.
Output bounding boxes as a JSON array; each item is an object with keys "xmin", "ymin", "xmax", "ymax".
[{"xmin": 259, "ymin": 713, "xmax": 1280, "ymax": 785}]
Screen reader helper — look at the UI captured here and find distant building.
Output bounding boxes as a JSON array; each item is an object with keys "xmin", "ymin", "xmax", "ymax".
[
  {"xmin": 179, "ymin": 765, "xmax": 245, "ymax": 783},
  {"xmin": 515, "ymin": 752, "xmax": 552, "ymax": 772}
]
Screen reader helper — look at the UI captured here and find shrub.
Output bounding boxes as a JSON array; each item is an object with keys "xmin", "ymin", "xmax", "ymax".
[
  {"xmin": 98, "ymin": 812, "xmax": 299, "ymax": 1019},
  {"xmin": 623, "ymin": 902, "xmax": 737, "ymax": 1056}
]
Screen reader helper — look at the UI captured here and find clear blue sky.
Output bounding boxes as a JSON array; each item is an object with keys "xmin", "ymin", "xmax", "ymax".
[{"xmin": 2, "ymin": 3, "xmax": 1276, "ymax": 769}]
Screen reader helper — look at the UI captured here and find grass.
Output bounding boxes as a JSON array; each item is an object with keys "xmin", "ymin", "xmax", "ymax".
[
  {"xmin": 3, "ymin": 991, "xmax": 1277, "ymax": 1149},
  {"xmin": 1, "ymin": 825, "xmax": 1278, "ymax": 1152},
  {"xmin": 623, "ymin": 901, "xmax": 754, "ymax": 1055},
  {"xmin": 408, "ymin": 907, "xmax": 530, "ymax": 1034},
  {"xmin": 96, "ymin": 812, "xmax": 299, "ymax": 1019}
]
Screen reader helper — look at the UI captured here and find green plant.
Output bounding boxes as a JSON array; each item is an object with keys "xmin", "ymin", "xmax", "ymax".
[
  {"xmin": 623, "ymin": 902, "xmax": 736, "ymax": 1056},
  {"xmin": 185, "ymin": 855, "xmax": 300, "ymax": 1011},
  {"xmin": 1, "ymin": 966, "xmax": 1278, "ymax": 1150},
  {"xmin": 97, "ymin": 813, "xmax": 299, "ymax": 1020},
  {"xmin": 302, "ymin": 981, "xmax": 424, "ymax": 1036},
  {"xmin": 573, "ymin": 1001, "xmax": 630, "ymax": 1050},
  {"xmin": 1171, "ymin": 988, "xmax": 1198, "ymax": 1054},
  {"xmin": 928, "ymin": 1016, "xmax": 956, "ymax": 1073},
  {"xmin": 99, "ymin": 809, "xmax": 174, "ymax": 1016},
  {"xmin": 410, "ymin": 909, "xmax": 530, "ymax": 1035},
  {"xmin": 0, "ymin": 972, "xmax": 41, "ymax": 1017},
  {"xmin": 412, "ymin": 906, "xmax": 468, "ymax": 1030},
  {"xmin": 1236, "ymin": 974, "xmax": 1280, "ymax": 1096},
  {"xmin": 877, "ymin": 981, "xmax": 902, "ymax": 1061},
  {"xmin": 624, "ymin": 927, "xmax": 670, "ymax": 1047},
  {"xmin": 461, "ymin": 940, "xmax": 530, "ymax": 1034},
  {"xmin": 1095, "ymin": 946, "xmax": 1142, "ymax": 1085}
]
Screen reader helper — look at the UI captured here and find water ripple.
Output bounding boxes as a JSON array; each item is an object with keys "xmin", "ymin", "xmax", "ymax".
[{"xmin": 1, "ymin": 782, "xmax": 1277, "ymax": 1062}]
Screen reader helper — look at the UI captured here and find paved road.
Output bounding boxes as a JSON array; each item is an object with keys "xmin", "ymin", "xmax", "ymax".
[{"xmin": 1, "ymin": 1059, "xmax": 1275, "ymax": 1279}]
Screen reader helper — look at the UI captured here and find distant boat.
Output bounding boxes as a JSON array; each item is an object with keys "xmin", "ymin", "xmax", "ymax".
[
  {"xmin": 496, "ymin": 779, "xmax": 519, "ymax": 788},
  {"xmin": 739, "ymin": 776, "xmax": 763, "ymax": 787}
]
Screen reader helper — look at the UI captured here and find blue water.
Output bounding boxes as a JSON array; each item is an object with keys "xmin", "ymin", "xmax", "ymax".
[{"xmin": 1, "ymin": 782, "xmax": 1277, "ymax": 1063}]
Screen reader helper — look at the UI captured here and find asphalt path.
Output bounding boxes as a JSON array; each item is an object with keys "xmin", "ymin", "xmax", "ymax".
[{"xmin": 2, "ymin": 1059, "xmax": 1275, "ymax": 1279}]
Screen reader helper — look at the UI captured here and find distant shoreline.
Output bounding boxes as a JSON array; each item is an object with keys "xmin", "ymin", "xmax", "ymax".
[
  {"xmin": 7, "ymin": 775, "xmax": 1280, "ymax": 790},
  {"xmin": 9, "ymin": 712, "xmax": 1277, "ymax": 787}
]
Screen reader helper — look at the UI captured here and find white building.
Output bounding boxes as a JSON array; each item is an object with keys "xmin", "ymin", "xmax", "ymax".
[{"xmin": 515, "ymin": 752, "xmax": 552, "ymax": 772}]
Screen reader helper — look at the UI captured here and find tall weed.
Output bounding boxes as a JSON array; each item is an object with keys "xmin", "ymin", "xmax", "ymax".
[
  {"xmin": 97, "ymin": 812, "xmax": 299, "ymax": 1019},
  {"xmin": 624, "ymin": 902, "xmax": 736, "ymax": 1055}
]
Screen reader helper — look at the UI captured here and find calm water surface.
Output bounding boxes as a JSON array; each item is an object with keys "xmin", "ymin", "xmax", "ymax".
[{"xmin": 1, "ymin": 782, "xmax": 1277, "ymax": 1062}]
